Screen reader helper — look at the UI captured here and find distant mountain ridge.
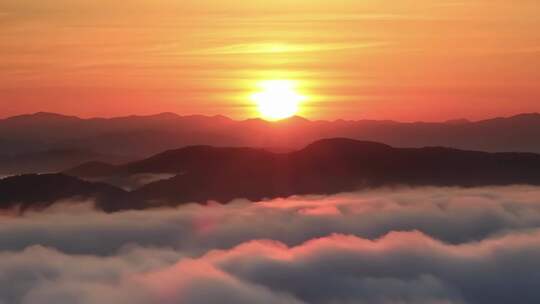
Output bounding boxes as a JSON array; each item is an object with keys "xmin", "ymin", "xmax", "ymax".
[
  {"xmin": 0, "ymin": 149, "xmax": 129, "ymax": 175},
  {"xmin": 2, "ymin": 112, "xmax": 540, "ymax": 174},
  {"xmin": 2, "ymin": 138, "xmax": 540, "ymax": 212}
]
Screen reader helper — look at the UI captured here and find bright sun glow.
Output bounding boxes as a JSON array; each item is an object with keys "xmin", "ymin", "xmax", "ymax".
[{"xmin": 251, "ymin": 80, "xmax": 305, "ymax": 121}]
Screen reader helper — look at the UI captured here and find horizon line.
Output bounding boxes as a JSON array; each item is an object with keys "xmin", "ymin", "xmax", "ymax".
[{"xmin": 1, "ymin": 111, "xmax": 540, "ymax": 125}]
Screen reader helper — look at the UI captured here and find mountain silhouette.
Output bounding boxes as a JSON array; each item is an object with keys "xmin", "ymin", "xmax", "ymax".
[
  {"xmin": 2, "ymin": 138, "xmax": 539, "ymax": 212},
  {"xmin": 0, "ymin": 149, "xmax": 128, "ymax": 175},
  {"xmin": 0, "ymin": 174, "xmax": 133, "ymax": 212},
  {"xmin": 127, "ymin": 138, "xmax": 540, "ymax": 204},
  {"xmin": 3, "ymin": 112, "xmax": 540, "ymax": 174}
]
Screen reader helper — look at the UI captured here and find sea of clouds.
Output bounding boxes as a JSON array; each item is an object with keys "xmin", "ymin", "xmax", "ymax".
[{"xmin": 2, "ymin": 186, "xmax": 540, "ymax": 304}]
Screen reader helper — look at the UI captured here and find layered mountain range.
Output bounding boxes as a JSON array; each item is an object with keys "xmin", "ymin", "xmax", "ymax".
[
  {"xmin": 2, "ymin": 112, "xmax": 540, "ymax": 174},
  {"xmin": 2, "ymin": 138, "xmax": 540, "ymax": 212}
]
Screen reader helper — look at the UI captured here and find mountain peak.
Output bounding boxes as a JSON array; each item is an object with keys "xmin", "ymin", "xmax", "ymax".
[
  {"xmin": 510, "ymin": 113, "xmax": 540, "ymax": 120},
  {"xmin": 6, "ymin": 112, "xmax": 80, "ymax": 122},
  {"xmin": 279, "ymin": 115, "xmax": 310, "ymax": 123},
  {"xmin": 150, "ymin": 112, "xmax": 180, "ymax": 119}
]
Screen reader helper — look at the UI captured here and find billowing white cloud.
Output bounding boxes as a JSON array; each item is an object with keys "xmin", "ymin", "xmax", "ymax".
[
  {"xmin": 1, "ymin": 186, "xmax": 540, "ymax": 303},
  {"xmin": 3, "ymin": 186, "xmax": 540, "ymax": 255},
  {"xmin": 3, "ymin": 229, "xmax": 540, "ymax": 304}
]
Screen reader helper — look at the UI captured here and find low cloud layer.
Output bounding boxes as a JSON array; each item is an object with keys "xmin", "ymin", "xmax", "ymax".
[{"xmin": 2, "ymin": 186, "xmax": 540, "ymax": 303}]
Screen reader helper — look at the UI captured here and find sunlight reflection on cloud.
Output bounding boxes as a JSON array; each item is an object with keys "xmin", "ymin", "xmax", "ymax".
[{"xmin": 2, "ymin": 186, "xmax": 540, "ymax": 303}]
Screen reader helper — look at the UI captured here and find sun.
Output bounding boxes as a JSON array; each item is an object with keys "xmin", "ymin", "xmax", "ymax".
[{"xmin": 251, "ymin": 80, "xmax": 305, "ymax": 121}]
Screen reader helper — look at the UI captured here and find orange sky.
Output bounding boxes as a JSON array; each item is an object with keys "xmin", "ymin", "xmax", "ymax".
[{"xmin": 1, "ymin": 0, "xmax": 539, "ymax": 121}]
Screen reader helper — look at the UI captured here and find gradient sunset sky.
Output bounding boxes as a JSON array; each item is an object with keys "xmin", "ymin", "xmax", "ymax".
[{"xmin": 1, "ymin": 0, "xmax": 539, "ymax": 121}]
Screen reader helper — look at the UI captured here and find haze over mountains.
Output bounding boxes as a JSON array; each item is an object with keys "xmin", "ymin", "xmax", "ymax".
[
  {"xmin": 2, "ymin": 112, "xmax": 540, "ymax": 174},
  {"xmin": 3, "ymin": 138, "xmax": 540, "ymax": 212}
]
